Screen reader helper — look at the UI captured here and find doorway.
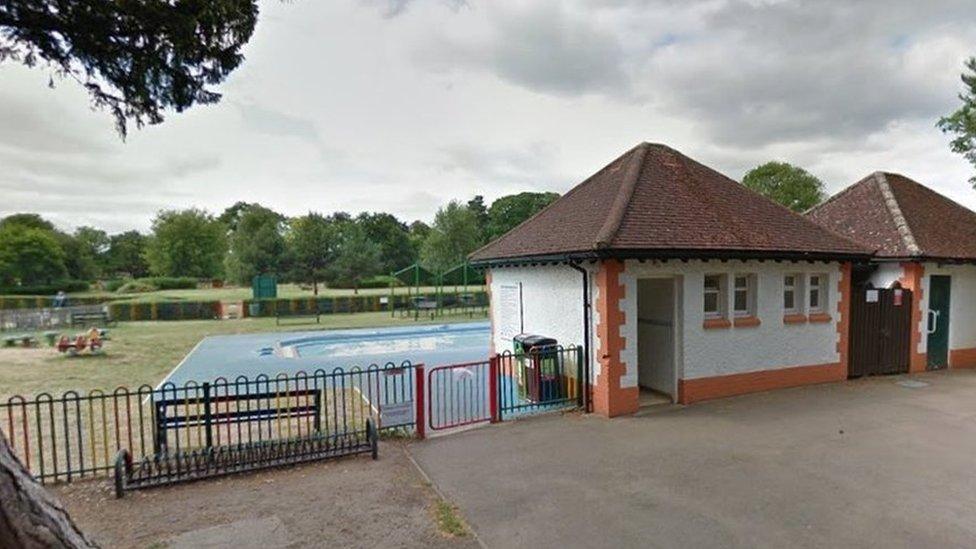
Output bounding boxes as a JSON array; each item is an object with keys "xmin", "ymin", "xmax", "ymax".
[
  {"xmin": 637, "ymin": 278, "xmax": 676, "ymax": 402},
  {"xmin": 848, "ymin": 284, "xmax": 912, "ymax": 377},
  {"xmin": 927, "ymin": 275, "xmax": 951, "ymax": 370}
]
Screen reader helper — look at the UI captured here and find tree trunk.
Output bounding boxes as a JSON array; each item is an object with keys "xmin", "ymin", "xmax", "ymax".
[
  {"xmin": 313, "ymin": 279, "xmax": 318, "ymax": 296},
  {"xmin": 0, "ymin": 431, "xmax": 96, "ymax": 548}
]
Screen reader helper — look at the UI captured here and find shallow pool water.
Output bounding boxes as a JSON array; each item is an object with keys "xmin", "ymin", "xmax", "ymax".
[{"xmin": 161, "ymin": 322, "xmax": 490, "ymax": 387}]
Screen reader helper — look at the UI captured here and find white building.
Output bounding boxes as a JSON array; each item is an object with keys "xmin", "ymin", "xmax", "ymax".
[
  {"xmin": 470, "ymin": 143, "xmax": 870, "ymax": 417},
  {"xmin": 809, "ymin": 172, "xmax": 976, "ymax": 374}
]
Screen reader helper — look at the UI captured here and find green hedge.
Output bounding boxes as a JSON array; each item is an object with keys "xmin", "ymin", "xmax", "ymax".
[
  {"xmin": 0, "ymin": 281, "xmax": 90, "ymax": 295},
  {"xmin": 108, "ymin": 300, "xmax": 221, "ymax": 321},
  {"xmin": 115, "ymin": 276, "xmax": 198, "ymax": 293},
  {"xmin": 241, "ymin": 291, "xmax": 488, "ymax": 318},
  {"xmin": 0, "ymin": 295, "xmax": 105, "ymax": 310}
]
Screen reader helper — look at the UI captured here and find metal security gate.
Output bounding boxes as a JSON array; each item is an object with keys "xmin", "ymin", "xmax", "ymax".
[
  {"xmin": 849, "ymin": 285, "xmax": 912, "ymax": 377},
  {"xmin": 425, "ymin": 346, "xmax": 584, "ymax": 432}
]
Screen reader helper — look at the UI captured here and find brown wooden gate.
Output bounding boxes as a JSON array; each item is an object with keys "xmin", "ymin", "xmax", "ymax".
[{"xmin": 848, "ymin": 285, "xmax": 912, "ymax": 377}]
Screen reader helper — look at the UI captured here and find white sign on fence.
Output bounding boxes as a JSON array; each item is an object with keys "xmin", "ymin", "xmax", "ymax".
[{"xmin": 380, "ymin": 401, "xmax": 414, "ymax": 426}]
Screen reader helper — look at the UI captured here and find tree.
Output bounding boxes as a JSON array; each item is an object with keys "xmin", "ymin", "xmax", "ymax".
[
  {"xmin": 106, "ymin": 231, "xmax": 150, "ymax": 278},
  {"xmin": 741, "ymin": 162, "xmax": 826, "ymax": 212},
  {"xmin": 328, "ymin": 223, "xmax": 382, "ymax": 293},
  {"xmin": 938, "ymin": 56, "xmax": 976, "ymax": 187},
  {"xmin": 145, "ymin": 209, "xmax": 227, "ymax": 278},
  {"xmin": 408, "ymin": 220, "xmax": 431, "ymax": 257},
  {"xmin": 486, "ymin": 192, "xmax": 559, "ymax": 241},
  {"xmin": 0, "ymin": 0, "xmax": 259, "ymax": 136},
  {"xmin": 0, "ymin": 430, "xmax": 96, "ymax": 548},
  {"xmin": 420, "ymin": 200, "xmax": 484, "ymax": 273},
  {"xmin": 466, "ymin": 195, "xmax": 489, "ymax": 240},
  {"xmin": 218, "ymin": 201, "xmax": 260, "ymax": 232},
  {"xmin": 286, "ymin": 213, "xmax": 335, "ymax": 296},
  {"xmin": 0, "ymin": 213, "xmax": 55, "ymax": 232},
  {"xmin": 0, "ymin": 224, "xmax": 68, "ymax": 286},
  {"xmin": 55, "ymin": 232, "xmax": 99, "ymax": 281},
  {"xmin": 224, "ymin": 204, "xmax": 286, "ymax": 284},
  {"xmin": 73, "ymin": 226, "xmax": 110, "ymax": 277},
  {"xmin": 357, "ymin": 212, "xmax": 416, "ymax": 272}
]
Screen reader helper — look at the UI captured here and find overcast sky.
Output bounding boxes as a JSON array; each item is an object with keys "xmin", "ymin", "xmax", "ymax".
[{"xmin": 2, "ymin": 0, "xmax": 975, "ymax": 234}]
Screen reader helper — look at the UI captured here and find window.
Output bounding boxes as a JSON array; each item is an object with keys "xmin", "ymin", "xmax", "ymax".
[
  {"xmin": 733, "ymin": 274, "xmax": 756, "ymax": 317},
  {"xmin": 783, "ymin": 274, "xmax": 802, "ymax": 314},
  {"xmin": 703, "ymin": 274, "xmax": 726, "ymax": 319},
  {"xmin": 809, "ymin": 273, "xmax": 827, "ymax": 313}
]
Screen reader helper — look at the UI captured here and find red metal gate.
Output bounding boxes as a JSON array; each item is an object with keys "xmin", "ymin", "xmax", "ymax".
[{"xmin": 426, "ymin": 359, "xmax": 498, "ymax": 431}]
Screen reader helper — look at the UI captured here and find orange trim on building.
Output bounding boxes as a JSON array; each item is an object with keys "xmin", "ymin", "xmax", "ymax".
[
  {"xmin": 949, "ymin": 348, "xmax": 976, "ymax": 369},
  {"xmin": 808, "ymin": 313, "xmax": 832, "ymax": 323},
  {"xmin": 783, "ymin": 313, "xmax": 807, "ymax": 324},
  {"xmin": 899, "ymin": 262, "xmax": 926, "ymax": 373},
  {"xmin": 486, "ymin": 271, "xmax": 495, "ymax": 356},
  {"xmin": 678, "ymin": 362, "xmax": 846, "ymax": 404},
  {"xmin": 703, "ymin": 318, "xmax": 732, "ymax": 329},
  {"xmin": 733, "ymin": 316, "xmax": 761, "ymax": 328},
  {"xmin": 593, "ymin": 259, "xmax": 639, "ymax": 417}
]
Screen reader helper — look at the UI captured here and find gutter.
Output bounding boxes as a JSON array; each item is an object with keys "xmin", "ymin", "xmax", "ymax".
[
  {"xmin": 567, "ymin": 261, "xmax": 592, "ymax": 414},
  {"xmin": 470, "ymin": 248, "xmax": 872, "ymax": 268}
]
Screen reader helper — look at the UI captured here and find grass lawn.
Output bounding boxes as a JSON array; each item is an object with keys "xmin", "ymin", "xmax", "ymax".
[
  {"xmin": 65, "ymin": 283, "xmax": 484, "ymax": 303},
  {"xmin": 0, "ymin": 312, "xmax": 478, "ymax": 400}
]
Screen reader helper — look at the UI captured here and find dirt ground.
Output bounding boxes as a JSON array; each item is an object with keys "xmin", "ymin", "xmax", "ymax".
[{"xmin": 54, "ymin": 441, "xmax": 478, "ymax": 549}]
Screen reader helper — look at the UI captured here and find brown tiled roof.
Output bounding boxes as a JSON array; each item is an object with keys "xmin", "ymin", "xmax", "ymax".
[
  {"xmin": 807, "ymin": 172, "xmax": 976, "ymax": 261},
  {"xmin": 470, "ymin": 143, "xmax": 870, "ymax": 263}
]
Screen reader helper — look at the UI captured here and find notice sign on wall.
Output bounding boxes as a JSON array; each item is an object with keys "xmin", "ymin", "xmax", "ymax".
[
  {"xmin": 498, "ymin": 283, "xmax": 523, "ymax": 340},
  {"xmin": 866, "ymin": 289, "xmax": 879, "ymax": 303}
]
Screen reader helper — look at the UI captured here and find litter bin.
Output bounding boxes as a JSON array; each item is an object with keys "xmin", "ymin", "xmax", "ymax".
[{"xmin": 513, "ymin": 334, "xmax": 560, "ymax": 402}]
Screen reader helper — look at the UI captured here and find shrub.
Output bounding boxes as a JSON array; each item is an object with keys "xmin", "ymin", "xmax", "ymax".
[
  {"xmin": 103, "ymin": 279, "xmax": 127, "ymax": 292},
  {"xmin": 150, "ymin": 276, "xmax": 198, "ymax": 290},
  {"xmin": 115, "ymin": 276, "xmax": 197, "ymax": 293},
  {"xmin": 0, "ymin": 281, "xmax": 90, "ymax": 295},
  {"xmin": 355, "ymin": 275, "xmax": 404, "ymax": 289},
  {"xmin": 116, "ymin": 279, "xmax": 158, "ymax": 293}
]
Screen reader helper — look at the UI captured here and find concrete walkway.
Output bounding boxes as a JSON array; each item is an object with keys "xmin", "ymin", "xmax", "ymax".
[{"xmin": 410, "ymin": 370, "xmax": 976, "ymax": 548}]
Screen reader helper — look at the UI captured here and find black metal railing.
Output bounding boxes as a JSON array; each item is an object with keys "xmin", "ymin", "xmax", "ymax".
[
  {"xmin": 1, "ymin": 362, "xmax": 417, "ymax": 484},
  {"xmin": 2, "ymin": 347, "xmax": 585, "ymax": 485},
  {"xmin": 497, "ymin": 346, "xmax": 584, "ymax": 419}
]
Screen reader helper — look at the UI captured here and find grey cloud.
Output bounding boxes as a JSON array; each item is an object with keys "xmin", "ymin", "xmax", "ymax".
[
  {"xmin": 405, "ymin": 0, "xmax": 976, "ymax": 149},
  {"xmin": 645, "ymin": 0, "xmax": 976, "ymax": 148},
  {"xmin": 436, "ymin": 141, "xmax": 565, "ymax": 189},
  {"xmin": 415, "ymin": 1, "xmax": 628, "ymax": 95},
  {"xmin": 361, "ymin": 0, "xmax": 468, "ymax": 18},
  {"xmin": 236, "ymin": 102, "xmax": 319, "ymax": 143}
]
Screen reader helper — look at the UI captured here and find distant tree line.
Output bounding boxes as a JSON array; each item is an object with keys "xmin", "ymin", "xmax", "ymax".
[{"xmin": 0, "ymin": 192, "xmax": 559, "ymax": 293}]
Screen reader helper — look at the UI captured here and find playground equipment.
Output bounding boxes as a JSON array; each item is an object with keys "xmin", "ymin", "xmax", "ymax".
[
  {"xmin": 389, "ymin": 262, "xmax": 487, "ymax": 320},
  {"xmin": 57, "ymin": 328, "xmax": 104, "ymax": 356}
]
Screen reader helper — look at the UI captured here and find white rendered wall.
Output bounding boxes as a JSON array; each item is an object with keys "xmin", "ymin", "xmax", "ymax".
[
  {"xmin": 868, "ymin": 263, "xmax": 904, "ymax": 288},
  {"xmin": 488, "ymin": 265, "xmax": 588, "ymax": 355},
  {"xmin": 917, "ymin": 263, "xmax": 976, "ymax": 354},
  {"xmin": 621, "ymin": 260, "xmax": 843, "ymax": 383}
]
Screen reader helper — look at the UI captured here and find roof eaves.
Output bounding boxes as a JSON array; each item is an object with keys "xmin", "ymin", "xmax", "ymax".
[{"xmin": 874, "ymin": 171, "xmax": 921, "ymax": 256}]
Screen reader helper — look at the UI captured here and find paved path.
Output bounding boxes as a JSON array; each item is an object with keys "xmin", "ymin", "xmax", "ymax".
[{"xmin": 410, "ymin": 370, "xmax": 976, "ymax": 548}]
